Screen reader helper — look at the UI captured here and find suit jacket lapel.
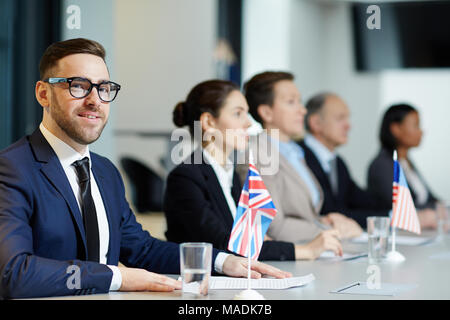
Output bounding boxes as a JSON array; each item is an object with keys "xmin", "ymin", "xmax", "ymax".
[
  {"xmin": 302, "ymin": 142, "xmax": 335, "ymax": 199},
  {"xmin": 275, "ymin": 141, "xmax": 323, "ymax": 215},
  {"xmin": 231, "ymin": 172, "xmax": 242, "ymax": 205},
  {"xmin": 29, "ymin": 129, "xmax": 88, "ymax": 251}
]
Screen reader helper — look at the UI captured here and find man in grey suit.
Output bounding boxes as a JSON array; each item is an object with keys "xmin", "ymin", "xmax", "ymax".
[{"xmin": 243, "ymin": 71, "xmax": 362, "ymax": 243}]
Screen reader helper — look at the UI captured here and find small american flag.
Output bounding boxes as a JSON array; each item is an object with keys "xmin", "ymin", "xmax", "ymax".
[
  {"xmin": 391, "ymin": 154, "xmax": 421, "ymax": 234},
  {"xmin": 227, "ymin": 161, "xmax": 277, "ymax": 260}
]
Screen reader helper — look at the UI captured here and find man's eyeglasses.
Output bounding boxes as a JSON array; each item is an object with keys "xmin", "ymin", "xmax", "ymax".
[{"xmin": 44, "ymin": 77, "xmax": 121, "ymax": 102}]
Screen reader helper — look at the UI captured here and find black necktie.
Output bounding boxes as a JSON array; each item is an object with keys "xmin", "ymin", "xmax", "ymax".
[
  {"xmin": 72, "ymin": 157, "xmax": 100, "ymax": 262},
  {"xmin": 328, "ymin": 157, "xmax": 338, "ymax": 196},
  {"xmin": 231, "ymin": 174, "xmax": 241, "ymax": 206}
]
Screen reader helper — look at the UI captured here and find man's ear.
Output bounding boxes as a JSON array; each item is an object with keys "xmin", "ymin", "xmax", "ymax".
[
  {"xmin": 35, "ymin": 81, "xmax": 50, "ymax": 108},
  {"xmin": 257, "ymin": 104, "xmax": 273, "ymax": 124},
  {"xmin": 308, "ymin": 113, "xmax": 322, "ymax": 134}
]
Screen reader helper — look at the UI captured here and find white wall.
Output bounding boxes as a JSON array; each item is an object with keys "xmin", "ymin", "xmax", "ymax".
[
  {"xmin": 289, "ymin": 0, "xmax": 325, "ymax": 98},
  {"xmin": 114, "ymin": 0, "xmax": 218, "ymax": 176},
  {"xmin": 242, "ymin": 0, "xmax": 292, "ymax": 83},
  {"xmin": 316, "ymin": 2, "xmax": 381, "ymax": 189}
]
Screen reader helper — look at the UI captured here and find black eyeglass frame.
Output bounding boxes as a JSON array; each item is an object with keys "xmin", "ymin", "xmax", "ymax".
[{"xmin": 44, "ymin": 77, "xmax": 121, "ymax": 102}]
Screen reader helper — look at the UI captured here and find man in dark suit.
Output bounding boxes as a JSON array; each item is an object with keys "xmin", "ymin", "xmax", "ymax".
[
  {"xmin": 0, "ymin": 38, "xmax": 289, "ymax": 299},
  {"xmin": 300, "ymin": 92, "xmax": 388, "ymax": 228}
]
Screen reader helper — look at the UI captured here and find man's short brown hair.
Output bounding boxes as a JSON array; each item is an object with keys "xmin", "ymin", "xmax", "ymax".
[
  {"xmin": 39, "ymin": 38, "xmax": 106, "ymax": 80},
  {"xmin": 243, "ymin": 71, "xmax": 294, "ymax": 124}
]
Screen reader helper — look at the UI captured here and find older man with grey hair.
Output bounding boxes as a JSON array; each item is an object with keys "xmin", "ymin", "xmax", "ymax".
[{"xmin": 299, "ymin": 92, "xmax": 388, "ymax": 228}]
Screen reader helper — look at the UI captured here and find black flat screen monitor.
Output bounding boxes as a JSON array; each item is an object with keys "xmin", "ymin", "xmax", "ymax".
[{"xmin": 352, "ymin": 1, "xmax": 450, "ymax": 71}]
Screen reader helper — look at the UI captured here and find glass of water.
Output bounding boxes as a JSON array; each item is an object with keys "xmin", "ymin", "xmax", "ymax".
[
  {"xmin": 436, "ymin": 203, "xmax": 449, "ymax": 240},
  {"xmin": 180, "ymin": 242, "xmax": 212, "ymax": 296},
  {"xmin": 367, "ymin": 216, "xmax": 390, "ymax": 264}
]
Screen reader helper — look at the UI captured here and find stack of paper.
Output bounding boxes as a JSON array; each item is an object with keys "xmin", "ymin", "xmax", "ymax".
[{"xmin": 209, "ymin": 274, "xmax": 315, "ymax": 290}]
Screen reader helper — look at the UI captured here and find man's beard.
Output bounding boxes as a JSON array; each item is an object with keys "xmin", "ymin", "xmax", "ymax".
[{"xmin": 50, "ymin": 92, "xmax": 108, "ymax": 146}]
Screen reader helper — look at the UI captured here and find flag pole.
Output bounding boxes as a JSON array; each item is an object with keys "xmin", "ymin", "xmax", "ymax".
[
  {"xmin": 233, "ymin": 148, "xmax": 265, "ymax": 300},
  {"xmin": 247, "ymin": 149, "xmax": 254, "ymax": 290},
  {"xmin": 391, "ymin": 149, "xmax": 397, "ymax": 254},
  {"xmin": 391, "ymin": 225, "xmax": 396, "ymax": 252},
  {"xmin": 247, "ymin": 208, "xmax": 252, "ymax": 290},
  {"xmin": 386, "ymin": 150, "xmax": 405, "ymax": 262}
]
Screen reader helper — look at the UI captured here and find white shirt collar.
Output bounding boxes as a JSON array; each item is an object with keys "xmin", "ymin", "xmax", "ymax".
[
  {"xmin": 202, "ymin": 148, "xmax": 234, "ymax": 188},
  {"xmin": 304, "ymin": 134, "xmax": 336, "ymax": 173},
  {"xmin": 39, "ymin": 123, "xmax": 91, "ymax": 170}
]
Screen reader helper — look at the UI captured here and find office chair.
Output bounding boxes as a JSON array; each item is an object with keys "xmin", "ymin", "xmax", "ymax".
[{"xmin": 120, "ymin": 156, "xmax": 164, "ymax": 213}]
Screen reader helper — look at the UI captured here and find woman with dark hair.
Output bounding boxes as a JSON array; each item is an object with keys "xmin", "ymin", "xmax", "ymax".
[
  {"xmin": 367, "ymin": 104, "xmax": 441, "ymax": 229},
  {"xmin": 163, "ymin": 79, "xmax": 343, "ymax": 261}
]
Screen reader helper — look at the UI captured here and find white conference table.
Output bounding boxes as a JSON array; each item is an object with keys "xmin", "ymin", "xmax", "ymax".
[{"xmin": 35, "ymin": 230, "xmax": 450, "ymax": 300}]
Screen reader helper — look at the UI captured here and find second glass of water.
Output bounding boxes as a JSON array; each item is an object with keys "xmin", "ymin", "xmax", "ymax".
[{"xmin": 367, "ymin": 216, "xmax": 390, "ymax": 264}]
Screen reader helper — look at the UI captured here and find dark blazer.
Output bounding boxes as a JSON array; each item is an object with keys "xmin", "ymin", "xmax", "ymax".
[
  {"xmin": 0, "ymin": 129, "xmax": 215, "ymax": 299},
  {"xmin": 164, "ymin": 151, "xmax": 295, "ymax": 261},
  {"xmin": 367, "ymin": 148, "xmax": 438, "ymax": 211},
  {"xmin": 299, "ymin": 141, "xmax": 387, "ymax": 228}
]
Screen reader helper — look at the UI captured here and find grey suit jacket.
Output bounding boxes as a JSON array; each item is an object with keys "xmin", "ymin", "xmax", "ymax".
[{"xmin": 242, "ymin": 133, "xmax": 324, "ymax": 243}]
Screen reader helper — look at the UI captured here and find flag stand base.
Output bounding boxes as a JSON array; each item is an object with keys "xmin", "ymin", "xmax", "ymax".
[
  {"xmin": 385, "ymin": 250, "xmax": 405, "ymax": 262},
  {"xmin": 233, "ymin": 289, "xmax": 265, "ymax": 300}
]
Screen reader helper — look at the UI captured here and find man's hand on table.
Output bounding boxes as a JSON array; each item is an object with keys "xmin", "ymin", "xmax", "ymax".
[{"xmin": 117, "ymin": 255, "xmax": 292, "ymax": 292}]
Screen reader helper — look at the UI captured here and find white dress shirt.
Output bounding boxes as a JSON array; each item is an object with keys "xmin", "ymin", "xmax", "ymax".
[
  {"xmin": 202, "ymin": 149, "xmax": 237, "ymax": 218},
  {"xmin": 39, "ymin": 124, "xmax": 122, "ymax": 291},
  {"xmin": 399, "ymin": 158, "xmax": 429, "ymax": 206},
  {"xmin": 201, "ymin": 148, "xmax": 234, "ymax": 272}
]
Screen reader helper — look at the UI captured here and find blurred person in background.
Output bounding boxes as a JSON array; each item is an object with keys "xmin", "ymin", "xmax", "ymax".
[
  {"xmin": 367, "ymin": 103, "xmax": 445, "ymax": 229},
  {"xmin": 243, "ymin": 71, "xmax": 362, "ymax": 243},
  {"xmin": 299, "ymin": 92, "xmax": 388, "ymax": 229},
  {"xmin": 164, "ymin": 79, "xmax": 343, "ymax": 261}
]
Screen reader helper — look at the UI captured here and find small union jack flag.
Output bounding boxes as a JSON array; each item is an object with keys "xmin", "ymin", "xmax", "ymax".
[
  {"xmin": 391, "ymin": 155, "xmax": 421, "ymax": 234},
  {"xmin": 227, "ymin": 161, "xmax": 277, "ymax": 260}
]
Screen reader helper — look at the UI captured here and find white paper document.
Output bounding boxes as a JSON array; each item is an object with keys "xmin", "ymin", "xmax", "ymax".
[
  {"xmin": 209, "ymin": 274, "xmax": 315, "ymax": 290},
  {"xmin": 351, "ymin": 232, "xmax": 433, "ymax": 246},
  {"xmin": 318, "ymin": 251, "xmax": 367, "ymax": 261}
]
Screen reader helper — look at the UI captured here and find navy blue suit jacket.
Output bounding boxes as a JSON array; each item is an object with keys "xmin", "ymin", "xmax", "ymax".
[
  {"xmin": 299, "ymin": 141, "xmax": 388, "ymax": 228},
  {"xmin": 0, "ymin": 129, "xmax": 199, "ymax": 299}
]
